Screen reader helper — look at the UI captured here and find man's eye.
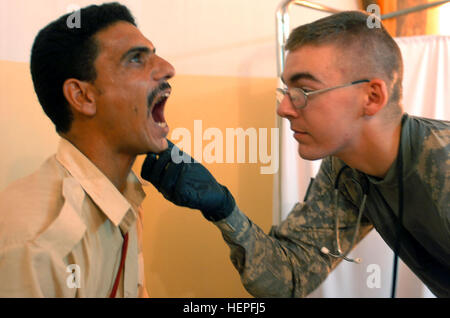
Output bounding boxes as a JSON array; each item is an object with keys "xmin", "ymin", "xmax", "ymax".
[
  {"xmin": 301, "ymin": 87, "xmax": 313, "ymax": 93},
  {"xmin": 130, "ymin": 53, "xmax": 142, "ymax": 63}
]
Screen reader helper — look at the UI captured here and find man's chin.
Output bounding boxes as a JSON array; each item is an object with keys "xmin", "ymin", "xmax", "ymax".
[
  {"xmin": 154, "ymin": 138, "xmax": 169, "ymax": 153},
  {"xmin": 143, "ymin": 138, "xmax": 169, "ymax": 155},
  {"xmin": 160, "ymin": 139, "xmax": 169, "ymax": 152},
  {"xmin": 297, "ymin": 145, "xmax": 324, "ymax": 161}
]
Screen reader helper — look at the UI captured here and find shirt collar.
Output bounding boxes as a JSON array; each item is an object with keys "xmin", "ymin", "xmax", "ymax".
[
  {"xmin": 367, "ymin": 113, "xmax": 411, "ymax": 186},
  {"xmin": 55, "ymin": 138, "xmax": 146, "ymax": 228}
]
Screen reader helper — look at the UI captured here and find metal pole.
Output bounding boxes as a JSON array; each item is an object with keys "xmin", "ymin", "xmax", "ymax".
[
  {"xmin": 274, "ymin": 0, "xmax": 292, "ymax": 225},
  {"xmin": 292, "ymin": 0, "xmax": 340, "ymax": 14},
  {"xmin": 276, "ymin": 0, "xmax": 292, "ymax": 78}
]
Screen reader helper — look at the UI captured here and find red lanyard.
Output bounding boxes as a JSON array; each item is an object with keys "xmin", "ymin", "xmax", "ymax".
[{"xmin": 109, "ymin": 232, "xmax": 129, "ymax": 298}]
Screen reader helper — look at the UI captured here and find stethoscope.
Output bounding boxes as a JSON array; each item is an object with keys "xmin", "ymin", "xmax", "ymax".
[
  {"xmin": 320, "ymin": 165, "xmax": 370, "ymax": 264},
  {"xmin": 319, "ymin": 116, "xmax": 406, "ymax": 297}
]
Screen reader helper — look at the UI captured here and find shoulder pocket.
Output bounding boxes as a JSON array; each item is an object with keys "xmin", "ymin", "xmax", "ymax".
[{"xmin": 35, "ymin": 177, "xmax": 86, "ymax": 258}]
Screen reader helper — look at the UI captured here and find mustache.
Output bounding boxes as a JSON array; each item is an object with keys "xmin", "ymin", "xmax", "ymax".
[{"xmin": 147, "ymin": 82, "xmax": 172, "ymax": 107}]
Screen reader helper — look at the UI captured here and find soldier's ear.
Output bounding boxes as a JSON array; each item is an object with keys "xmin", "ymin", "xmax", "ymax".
[{"xmin": 362, "ymin": 78, "xmax": 388, "ymax": 116}]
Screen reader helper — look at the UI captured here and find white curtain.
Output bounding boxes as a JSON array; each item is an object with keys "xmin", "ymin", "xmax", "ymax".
[{"xmin": 278, "ymin": 35, "xmax": 449, "ymax": 297}]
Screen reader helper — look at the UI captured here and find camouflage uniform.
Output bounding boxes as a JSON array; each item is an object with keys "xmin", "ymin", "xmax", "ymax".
[{"xmin": 213, "ymin": 113, "xmax": 450, "ymax": 297}]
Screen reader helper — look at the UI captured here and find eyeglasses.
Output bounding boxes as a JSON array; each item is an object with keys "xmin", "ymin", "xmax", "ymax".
[{"xmin": 276, "ymin": 79, "xmax": 370, "ymax": 109}]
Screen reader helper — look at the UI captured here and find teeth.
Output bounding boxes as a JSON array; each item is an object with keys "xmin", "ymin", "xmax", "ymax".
[{"xmin": 156, "ymin": 122, "xmax": 167, "ymax": 128}]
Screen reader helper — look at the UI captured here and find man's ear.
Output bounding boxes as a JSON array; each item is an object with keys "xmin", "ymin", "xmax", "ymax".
[
  {"xmin": 363, "ymin": 78, "xmax": 388, "ymax": 116},
  {"xmin": 63, "ymin": 79, "xmax": 97, "ymax": 116}
]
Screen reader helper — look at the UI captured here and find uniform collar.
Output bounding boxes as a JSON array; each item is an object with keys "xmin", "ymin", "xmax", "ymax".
[
  {"xmin": 55, "ymin": 138, "xmax": 146, "ymax": 229},
  {"xmin": 366, "ymin": 113, "xmax": 411, "ymax": 186}
]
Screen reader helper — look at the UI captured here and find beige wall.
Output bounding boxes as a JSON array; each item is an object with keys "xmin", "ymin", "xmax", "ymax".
[
  {"xmin": 137, "ymin": 74, "xmax": 277, "ymax": 297},
  {"xmin": 0, "ymin": 60, "xmax": 60, "ymax": 186}
]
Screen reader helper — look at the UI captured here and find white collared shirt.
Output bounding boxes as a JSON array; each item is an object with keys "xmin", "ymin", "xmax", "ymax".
[{"xmin": 0, "ymin": 138, "xmax": 148, "ymax": 297}]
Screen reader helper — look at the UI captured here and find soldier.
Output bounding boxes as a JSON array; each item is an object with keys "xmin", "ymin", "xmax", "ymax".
[{"xmin": 141, "ymin": 11, "xmax": 450, "ymax": 297}]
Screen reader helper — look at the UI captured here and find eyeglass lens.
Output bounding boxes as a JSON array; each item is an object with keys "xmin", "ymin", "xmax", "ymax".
[{"xmin": 276, "ymin": 89, "xmax": 306, "ymax": 108}]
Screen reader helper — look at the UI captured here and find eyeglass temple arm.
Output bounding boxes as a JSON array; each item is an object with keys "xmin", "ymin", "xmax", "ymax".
[
  {"xmin": 305, "ymin": 79, "xmax": 371, "ymax": 96},
  {"xmin": 351, "ymin": 79, "xmax": 371, "ymax": 85}
]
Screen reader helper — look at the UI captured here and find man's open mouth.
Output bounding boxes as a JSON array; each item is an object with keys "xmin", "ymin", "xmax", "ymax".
[{"xmin": 148, "ymin": 90, "xmax": 170, "ymax": 127}]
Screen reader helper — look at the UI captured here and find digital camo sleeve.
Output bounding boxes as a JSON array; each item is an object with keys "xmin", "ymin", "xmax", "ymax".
[{"xmin": 213, "ymin": 156, "xmax": 373, "ymax": 297}]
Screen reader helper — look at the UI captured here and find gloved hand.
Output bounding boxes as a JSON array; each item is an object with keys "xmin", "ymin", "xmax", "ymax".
[{"xmin": 141, "ymin": 140, "xmax": 236, "ymax": 221}]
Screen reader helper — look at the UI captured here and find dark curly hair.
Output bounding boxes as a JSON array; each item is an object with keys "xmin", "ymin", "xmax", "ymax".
[{"xmin": 30, "ymin": 2, "xmax": 136, "ymax": 133}]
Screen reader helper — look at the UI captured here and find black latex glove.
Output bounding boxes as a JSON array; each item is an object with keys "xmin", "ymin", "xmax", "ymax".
[{"xmin": 141, "ymin": 140, "xmax": 236, "ymax": 221}]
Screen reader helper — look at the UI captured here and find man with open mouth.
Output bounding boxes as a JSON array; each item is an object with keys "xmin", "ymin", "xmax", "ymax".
[{"xmin": 0, "ymin": 3, "xmax": 174, "ymax": 297}]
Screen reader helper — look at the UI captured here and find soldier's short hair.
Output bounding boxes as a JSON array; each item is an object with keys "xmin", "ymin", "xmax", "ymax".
[{"xmin": 286, "ymin": 11, "xmax": 403, "ymax": 112}]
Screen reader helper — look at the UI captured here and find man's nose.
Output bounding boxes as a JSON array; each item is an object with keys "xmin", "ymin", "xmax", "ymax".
[
  {"xmin": 151, "ymin": 55, "xmax": 176, "ymax": 81},
  {"xmin": 277, "ymin": 94, "xmax": 298, "ymax": 119}
]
